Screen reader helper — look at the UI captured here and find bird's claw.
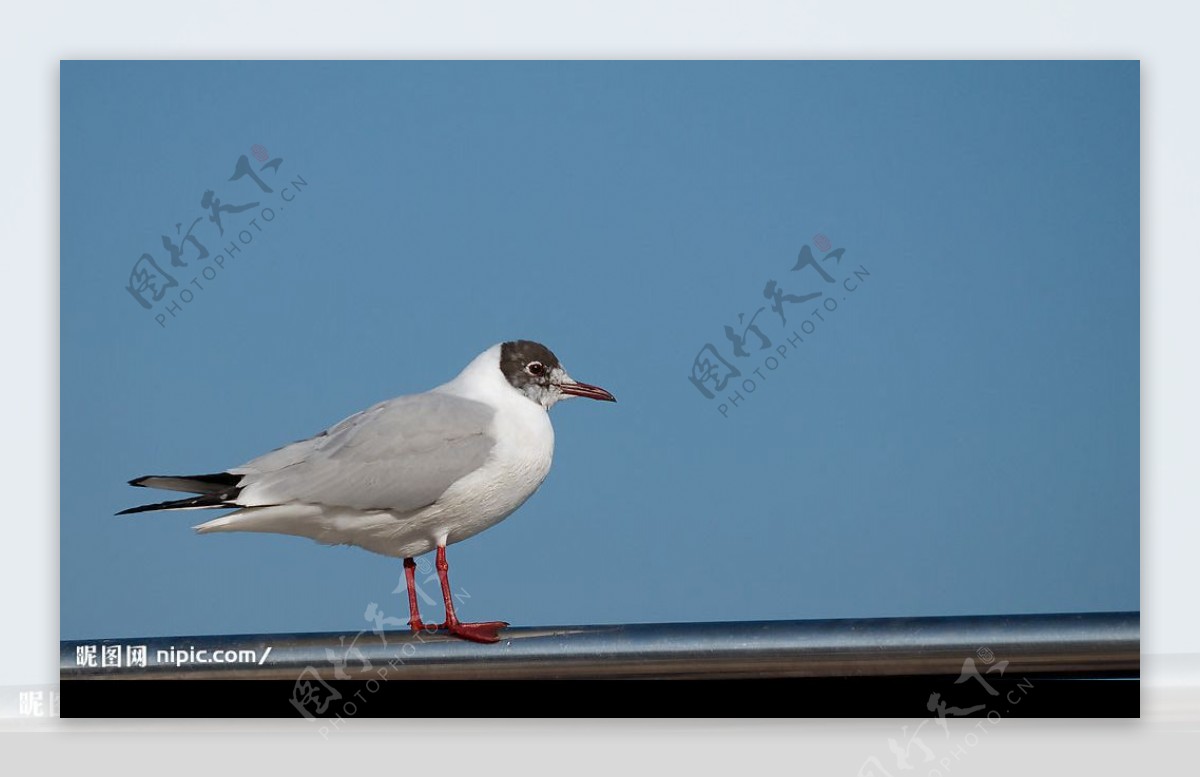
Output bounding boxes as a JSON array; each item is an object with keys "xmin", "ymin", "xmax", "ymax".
[{"xmin": 436, "ymin": 620, "xmax": 509, "ymax": 644}]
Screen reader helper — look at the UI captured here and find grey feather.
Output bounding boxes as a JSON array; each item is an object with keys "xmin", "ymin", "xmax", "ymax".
[{"xmin": 230, "ymin": 391, "xmax": 496, "ymax": 513}]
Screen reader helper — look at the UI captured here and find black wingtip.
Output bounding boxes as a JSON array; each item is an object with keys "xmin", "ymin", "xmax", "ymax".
[
  {"xmin": 116, "ymin": 503, "xmax": 156, "ymax": 515},
  {"xmin": 116, "ymin": 491, "xmax": 238, "ymax": 515},
  {"xmin": 127, "ymin": 473, "xmax": 242, "ymax": 492},
  {"xmin": 115, "ymin": 501, "xmax": 179, "ymax": 515}
]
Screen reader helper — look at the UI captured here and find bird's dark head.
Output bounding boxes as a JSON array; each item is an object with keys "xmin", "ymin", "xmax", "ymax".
[{"xmin": 499, "ymin": 340, "xmax": 616, "ymax": 409}]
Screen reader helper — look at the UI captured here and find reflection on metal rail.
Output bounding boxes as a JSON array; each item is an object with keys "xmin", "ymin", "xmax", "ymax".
[{"xmin": 61, "ymin": 611, "xmax": 1139, "ymax": 681}]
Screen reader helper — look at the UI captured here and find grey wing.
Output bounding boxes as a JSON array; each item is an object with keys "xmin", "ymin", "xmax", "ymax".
[{"xmin": 231, "ymin": 391, "xmax": 496, "ymax": 513}]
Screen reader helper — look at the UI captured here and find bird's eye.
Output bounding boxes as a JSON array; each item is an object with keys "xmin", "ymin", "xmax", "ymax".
[{"xmin": 526, "ymin": 361, "xmax": 545, "ymax": 376}]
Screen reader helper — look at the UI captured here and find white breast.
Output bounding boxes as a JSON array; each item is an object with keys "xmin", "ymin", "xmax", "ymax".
[
  {"xmin": 428, "ymin": 392, "xmax": 555, "ymax": 546},
  {"xmin": 409, "ymin": 344, "xmax": 556, "ymax": 549}
]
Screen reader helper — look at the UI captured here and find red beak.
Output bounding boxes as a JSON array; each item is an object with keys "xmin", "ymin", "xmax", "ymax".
[{"xmin": 558, "ymin": 380, "xmax": 617, "ymax": 402}]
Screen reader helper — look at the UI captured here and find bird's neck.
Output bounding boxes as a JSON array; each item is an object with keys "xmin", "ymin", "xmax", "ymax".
[{"xmin": 437, "ymin": 344, "xmax": 533, "ymax": 409}]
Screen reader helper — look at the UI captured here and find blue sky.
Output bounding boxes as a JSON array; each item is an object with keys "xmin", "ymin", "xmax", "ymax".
[{"xmin": 61, "ymin": 61, "xmax": 1138, "ymax": 640}]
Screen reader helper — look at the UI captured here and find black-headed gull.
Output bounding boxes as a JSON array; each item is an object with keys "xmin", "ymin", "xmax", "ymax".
[{"xmin": 119, "ymin": 340, "xmax": 616, "ymax": 643}]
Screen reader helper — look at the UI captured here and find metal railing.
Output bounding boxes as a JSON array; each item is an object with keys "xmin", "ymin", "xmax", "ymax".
[{"xmin": 61, "ymin": 611, "xmax": 1138, "ymax": 681}]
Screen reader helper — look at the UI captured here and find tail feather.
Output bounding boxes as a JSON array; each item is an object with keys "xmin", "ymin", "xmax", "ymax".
[{"xmin": 119, "ymin": 472, "xmax": 244, "ymax": 515}]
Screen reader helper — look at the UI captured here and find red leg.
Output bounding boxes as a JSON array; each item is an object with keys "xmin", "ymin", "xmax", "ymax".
[
  {"xmin": 434, "ymin": 545, "xmax": 508, "ymax": 644},
  {"xmin": 403, "ymin": 557, "xmax": 427, "ymax": 631}
]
